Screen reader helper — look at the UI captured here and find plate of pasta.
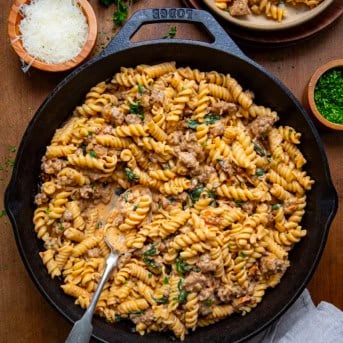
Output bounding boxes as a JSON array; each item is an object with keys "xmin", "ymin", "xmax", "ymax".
[
  {"xmin": 5, "ymin": 8, "xmax": 337, "ymax": 343},
  {"xmin": 203, "ymin": 0, "xmax": 334, "ymax": 30}
]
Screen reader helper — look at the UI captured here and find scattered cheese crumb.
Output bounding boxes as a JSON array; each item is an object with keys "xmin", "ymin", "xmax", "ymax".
[{"xmin": 19, "ymin": 0, "xmax": 89, "ymax": 64}]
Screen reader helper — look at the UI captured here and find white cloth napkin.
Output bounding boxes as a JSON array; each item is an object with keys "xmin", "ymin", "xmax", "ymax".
[{"xmin": 247, "ymin": 289, "xmax": 343, "ymax": 343}]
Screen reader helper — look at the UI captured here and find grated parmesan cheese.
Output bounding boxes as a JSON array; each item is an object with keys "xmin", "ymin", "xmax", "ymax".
[{"xmin": 19, "ymin": 0, "xmax": 89, "ymax": 64}]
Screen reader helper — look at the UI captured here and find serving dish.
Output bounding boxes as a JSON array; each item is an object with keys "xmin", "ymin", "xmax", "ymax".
[
  {"xmin": 306, "ymin": 59, "xmax": 343, "ymax": 131},
  {"xmin": 5, "ymin": 8, "xmax": 338, "ymax": 343},
  {"xmin": 202, "ymin": 0, "xmax": 334, "ymax": 31},
  {"xmin": 7, "ymin": 0, "xmax": 97, "ymax": 72},
  {"xmin": 183, "ymin": 0, "xmax": 343, "ymax": 47}
]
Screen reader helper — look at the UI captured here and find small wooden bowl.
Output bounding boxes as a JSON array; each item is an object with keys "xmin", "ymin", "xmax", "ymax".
[
  {"xmin": 306, "ymin": 59, "xmax": 343, "ymax": 131},
  {"xmin": 8, "ymin": 0, "xmax": 97, "ymax": 72}
]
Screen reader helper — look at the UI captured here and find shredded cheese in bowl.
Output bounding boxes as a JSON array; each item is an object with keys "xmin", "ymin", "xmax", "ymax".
[{"xmin": 19, "ymin": 0, "xmax": 89, "ymax": 64}]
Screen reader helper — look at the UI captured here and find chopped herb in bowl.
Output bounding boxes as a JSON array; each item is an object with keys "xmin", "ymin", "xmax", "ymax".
[{"xmin": 314, "ymin": 68, "xmax": 343, "ymax": 125}]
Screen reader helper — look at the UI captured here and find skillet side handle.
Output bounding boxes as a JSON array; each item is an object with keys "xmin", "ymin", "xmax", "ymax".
[{"xmin": 98, "ymin": 8, "xmax": 246, "ymax": 59}]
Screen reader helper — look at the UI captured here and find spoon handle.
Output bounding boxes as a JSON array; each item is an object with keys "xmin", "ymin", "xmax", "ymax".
[{"xmin": 65, "ymin": 252, "xmax": 119, "ymax": 343}]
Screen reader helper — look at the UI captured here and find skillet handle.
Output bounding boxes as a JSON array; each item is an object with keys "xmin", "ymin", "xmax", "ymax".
[{"xmin": 99, "ymin": 8, "xmax": 246, "ymax": 59}]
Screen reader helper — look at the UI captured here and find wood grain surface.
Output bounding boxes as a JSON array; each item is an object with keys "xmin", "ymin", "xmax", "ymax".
[{"xmin": 0, "ymin": 0, "xmax": 342, "ymax": 342}]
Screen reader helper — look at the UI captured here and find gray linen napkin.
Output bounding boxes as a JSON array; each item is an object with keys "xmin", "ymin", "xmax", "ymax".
[{"xmin": 247, "ymin": 289, "xmax": 343, "ymax": 343}]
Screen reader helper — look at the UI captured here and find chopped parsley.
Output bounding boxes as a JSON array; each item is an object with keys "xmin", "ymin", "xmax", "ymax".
[
  {"xmin": 143, "ymin": 257, "xmax": 161, "ymax": 273},
  {"xmin": 193, "ymin": 267, "xmax": 201, "ymax": 273},
  {"xmin": 204, "ymin": 113, "xmax": 220, "ymax": 125},
  {"xmin": 113, "ymin": 0, "xmax": 128, "ymax": 26},
  {"xmin": 314, "ymin": 68, "xmax": 343, "ymax": 124},
  {"xmin": 163, "ymin": 26, "xmax": 177, "ymax": 39},
  {"xmin": 204, "ymin": 298, "xmax": 213, "ymax": 306},
  {"xmin": 153, "ymin": 296, "xmax": 168, "ymax": 304},
  {"xmin": 187, "ymin": 120, "xmax": 200, "ymax": 129},
  {"xmin": 272, "ymin": 203, "xmax": 282, "ymax": 210},
  {"xmin": 175, "ymin": 256, "xmax": 191, "ymax": 276},
  {"xmin": 163, "ymin": 276, "xmax": 169, "ymax": 284},
  {"xmin": 235, "ymin": 200, "xmax": 245, "ymax": 207},
  {"xmin": 87, "ymin": 131, "xmax": 93, "ymax": 136},
  {"xmin": 129, "ymin": 310, "xmax": 144, "ymax": 315},
  {"xmin": 58, "ymin": 223, "xmax": 65, "ymax": 231},
  {"xmin": 253, "ymin": 142, "xmax": 266, "ymax": 157},
  {"xmin": 189, "ymin": 187, "xmax": 204, "ymax": 203},
  {"xmin": 137, "ymin": 84, "xmax": 144, "ymax": 95},
  {"xmin": 96, "ymin": 221, "xmax": 103, "ymax": 229},
  {"xmin": 132, "ymin": 203, "xmax": 139, "ymax": 211},
  {"xmin": 8, "ymin": 145, "xmax": 16, "ymax": 153},
  {"xmin": 148, "ymin": 272, "xmax": 152, "ymax": 279},
  {"xmin": 143, "ymin": 244, "xmax": 157, "ymax": 256},
  {"xmin": 5, "ymin": 159, "xmax": 15, "ymax": 167},
  {"xmin": 178, "ymin": 290, "xmax": 189, "ymax": 304},
  {"xmin": 227, "ymin": 243, "xmax": 232, "ymax": 250},
  {"xmin": 0, "ymin": 209, "xmax": 7, "ymax": 218},
  {"xmin": 168, "ymin": 197, "xmax": 176, "ymax": 203},
  {"xmin": 255, "ymin": 169, "xmax": 265, "ymax": 176},
  {"xmin": 177, "ymin": 278, "xmax": 183, "ymax": 291},
  {"xmin": 45, "ymin": 207, "xmax": 51, "ymax": 214},
  {"xmin": 129, "ymin": 101, "xmax": 144, "ymax": 119},
  {"xmin": 124, "ymin": 168, "xmax": 139, "ymax": 181},
  {"xmin": 88, "ymin": 150, "xmax": 97, "ymax": 158},
  {"xmin": 239, "ymin": 251, "xmax": 246, "ymax": 258}
]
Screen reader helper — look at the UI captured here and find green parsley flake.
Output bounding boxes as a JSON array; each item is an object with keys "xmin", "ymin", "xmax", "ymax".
[
  {"xmin": 8, "ymin": 145, "xmax": 16, "ymax": 153},
  {"xmin": 143, "ymin": 244, "xmax": 157, "ymax": 256},
  {"xmin": 189, "ymin": 187, "xmax": 204, "ymax": 203},
  {"xmin": 153, "ymin": 296, "xmax": 168, "ymax": 304},
  {"xmin": 0, "ymin": 209, "xmax": 7, "ymax": 218},
  {"xmin": 124, "ymin": 168, "xmax": 139, "ymax": 181},
  {"xmin": 204, "ymin": 113, "xmax": 221, "ymax": 125},
  {"xmin": 129, "ymin": 101, "xmax": 144, "ymax": 119},
  {"xmin": 272, "ymin": 204, "xmax": 282, "ymax": 210},
  {"xmin": 253, "ymin": 142, "xmax": 266, "ymax": 157},
  {"xmin": 255, "ymin": 169, "xmax": 265, "ymax": 176},
  {"xmin": 137, "ymin": 84, "xmax": 144, "ymax": 95},
  {"xmin": 187, "ymin": 120, "xmax": 200, "ymax": 129},
  {"xmin": 113, "ymin": 0, "xmax": 128, "ymax": 26},
  {"xmin": 163, "ymin": 26, "xmax": 177, "ymax": 39},
  {"xmin": 88, "ymin": 150, "xmax": 97, "ymax": 158}
]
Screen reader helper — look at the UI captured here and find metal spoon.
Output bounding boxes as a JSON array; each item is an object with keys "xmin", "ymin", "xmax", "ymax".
[{"xmin": 65, "ymin": 236, "xmax": 119, "ymax": 343}]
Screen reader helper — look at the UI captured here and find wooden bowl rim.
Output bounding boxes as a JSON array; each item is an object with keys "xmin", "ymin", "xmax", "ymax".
[
  {"xmin": 7, "ymin": 0, "xmax": 97, "ymax": 72},
  {"xmin": 307, "ymin": 59, "xmax": 343, "ymax": 131}
]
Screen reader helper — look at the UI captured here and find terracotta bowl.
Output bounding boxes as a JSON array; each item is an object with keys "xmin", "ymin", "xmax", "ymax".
[
  {"xmin": 8, "ymin": 0, "xmax": 97, "ymax": 72},
  {"xmin": 306, "ymin": 59, "xmax": 343, "ymax": 131}
]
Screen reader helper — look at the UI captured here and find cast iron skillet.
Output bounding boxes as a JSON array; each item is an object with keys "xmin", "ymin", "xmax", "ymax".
[{"xmin": 5, "ymin": 8, "xmax": 338, "ymax": 343}]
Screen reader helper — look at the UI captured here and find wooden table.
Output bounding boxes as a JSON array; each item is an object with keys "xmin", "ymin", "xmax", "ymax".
[{"xmin": 0, "ymin": 0, "xmax": 342, "ymax": 342}]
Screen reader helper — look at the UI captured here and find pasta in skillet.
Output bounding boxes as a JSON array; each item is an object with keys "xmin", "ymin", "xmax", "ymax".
[{"xmin": 33, "ymin": 62, "xmax": 314, "ymax": 341}]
